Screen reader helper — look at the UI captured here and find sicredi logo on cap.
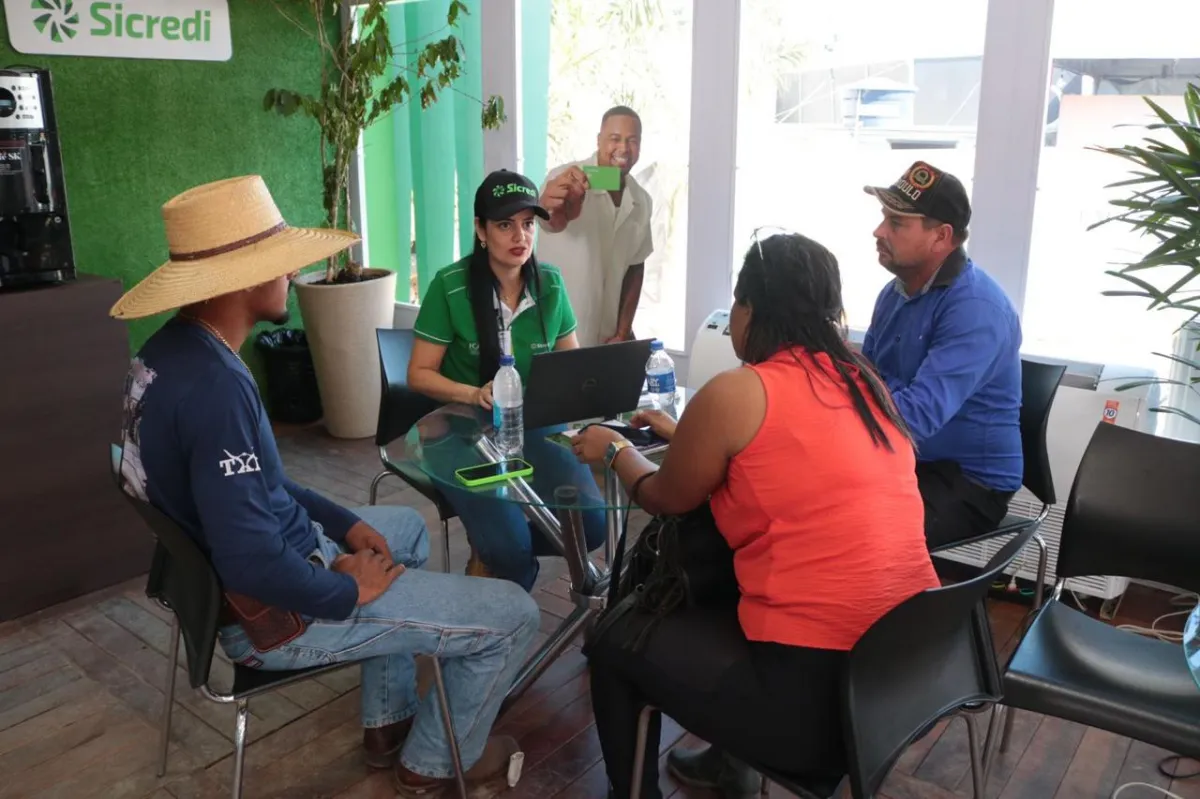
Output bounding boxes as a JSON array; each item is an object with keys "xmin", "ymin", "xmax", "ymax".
[
  {"xmin": 3, "ymin": 0, "xmax": 232, "ymax": 61},
  {"xmin": 895, "ymin": 162, "xmax": 940, "ymax": 204},
  {"xmin": 492, "ymin": 183, "xmax": 537, "ymax": 199}
]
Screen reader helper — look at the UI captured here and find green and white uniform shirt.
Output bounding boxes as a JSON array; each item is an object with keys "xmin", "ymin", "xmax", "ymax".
[{"xmin": 413, "ymin": 257, "xmax": 578, "ymax": 387}]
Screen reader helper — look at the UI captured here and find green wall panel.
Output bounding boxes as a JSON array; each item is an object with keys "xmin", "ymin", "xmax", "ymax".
[
  {"xmin": 405, "ymin": 0, "xmax": 455, "ymax": 299},
  {"xmin": 360, "ymin": 4, "xmax": 404, "ymax": 291},
  {"xmin": 0, "ymin": 0, "xmax": 328, "ymax": 368}
]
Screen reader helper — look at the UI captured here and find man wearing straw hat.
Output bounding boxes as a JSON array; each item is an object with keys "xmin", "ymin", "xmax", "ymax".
[{"xmin": 111, "ymin": 175, "xmax": 540, "ymax": 796}]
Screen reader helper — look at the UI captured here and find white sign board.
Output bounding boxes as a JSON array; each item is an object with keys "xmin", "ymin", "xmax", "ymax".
[{"xmin": 3, "ymin": 0, "xmax": 232, "ymax": 61}]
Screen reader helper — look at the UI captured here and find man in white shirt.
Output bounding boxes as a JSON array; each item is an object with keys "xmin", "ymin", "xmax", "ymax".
[{"xmin": 537, "ymin": 106, "xmax": 654, "ymax": 346}]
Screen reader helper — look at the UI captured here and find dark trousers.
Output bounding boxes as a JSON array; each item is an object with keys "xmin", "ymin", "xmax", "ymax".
[
  {"xmin": 917, "ymin": 460, "xmax": 1013, "ymax": 551},
  {"xmin": 588, "ymin": 603, "xmax": 848, "ymax": 799}
]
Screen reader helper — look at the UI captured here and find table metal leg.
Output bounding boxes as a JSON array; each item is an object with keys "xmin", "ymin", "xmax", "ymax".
[
  {"xmin": 604, "ymin": 468, "xmax": 624, "ymax": 566},
  {"xmin": 500, "ymin": 602, "xmax": 597, "ymax": 715},
  {"xmin": 473, "ymin": 436, "xmax": 601, "ymax": 584},
  {"xmin": 467, "ymin": 435, "xmax": 612, "ymax": 713},
  {"xmin": 554, "ymin": 486, "xmax": 595, "ymax": 595}
]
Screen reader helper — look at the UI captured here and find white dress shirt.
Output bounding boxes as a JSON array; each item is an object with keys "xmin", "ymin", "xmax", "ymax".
[{"xmin": 536, "ymin": 152, "xmax": 654, "ymax": 346}]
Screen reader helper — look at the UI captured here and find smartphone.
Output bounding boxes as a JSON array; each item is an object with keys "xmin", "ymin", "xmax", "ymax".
[
  {"xmin": 582, "ymin": 164, "xmax": 621, "ymax": 191},
  {"xmin": 454, "ymin": 458, "xmax": 534, "ymax": 487}
]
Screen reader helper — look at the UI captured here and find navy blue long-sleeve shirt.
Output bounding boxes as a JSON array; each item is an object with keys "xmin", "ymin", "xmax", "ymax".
[
  {"xmin": 118, "ymin": 318, "xmax": 359, "ymax": 619},
  {"xmin": 862, "ymin": 249, "xmax": 1023, "ymax": 492}
]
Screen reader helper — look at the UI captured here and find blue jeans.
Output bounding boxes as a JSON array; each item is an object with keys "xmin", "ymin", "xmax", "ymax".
[
  {"xmin": 442, "ymin": 428, "xmax": 607, "ymax": 591},
  {"xmin": 218, "ymin": 506, "xmax": 540, "ymax": 779}
]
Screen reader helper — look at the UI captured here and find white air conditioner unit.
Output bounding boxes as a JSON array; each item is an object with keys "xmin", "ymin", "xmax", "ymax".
[
  {"xmin": 688, "ymin": 309, "xmax": 741, "ymax": 390},
  {"xmin": 936, "ymin": 359, "xmax": 1161, "ymax": 609}
]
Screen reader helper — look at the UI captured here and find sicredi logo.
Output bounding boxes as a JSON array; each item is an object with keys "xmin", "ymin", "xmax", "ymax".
[
  {"xmin": 492, "ymin": 183, "xmax": 536, "ymax": 199},
  {"xmin": 4, "ymin": 0, "xmax": 231, "ymax": 61},
  {"xmin": 31, "ymin": 0, "xmax": 78, "ymax": 43}
]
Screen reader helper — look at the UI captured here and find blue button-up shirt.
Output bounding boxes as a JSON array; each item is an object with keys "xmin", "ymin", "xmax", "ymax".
[{"xmin": 862, "ymin": 249, "xmax": 1023, "ymax": 492}]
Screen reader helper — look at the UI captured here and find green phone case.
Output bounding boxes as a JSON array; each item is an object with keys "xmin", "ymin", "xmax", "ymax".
[
  {"xmin": 454, "ymin": 459, "xmax": 534, "ymax": 487},
  {"xmin": 583, "ymin": 164, "xmax": 621, "ymax": 191}
]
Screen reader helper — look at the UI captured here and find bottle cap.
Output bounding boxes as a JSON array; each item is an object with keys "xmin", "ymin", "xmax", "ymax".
[
  {"xmin": 650, "ymin": 340, "xmax": 663, "ymax": 351},
  {"xmin": 500, "ymin": 354, "xmax": 515, "ymax": 366}
]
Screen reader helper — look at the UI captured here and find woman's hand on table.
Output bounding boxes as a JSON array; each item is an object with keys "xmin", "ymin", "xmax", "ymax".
[
  {"xmin": 572, "ymin": 425, "xmax": 625, "ymax": 465},
  {"xmin": 630, "ymin": 409, "xmax": 677, "ymax": 442}
]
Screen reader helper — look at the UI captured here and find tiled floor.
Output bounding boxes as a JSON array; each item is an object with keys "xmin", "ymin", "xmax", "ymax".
[{"xmin": 0, "ymin": 421, "xmax": 1195, "ymax": 798}]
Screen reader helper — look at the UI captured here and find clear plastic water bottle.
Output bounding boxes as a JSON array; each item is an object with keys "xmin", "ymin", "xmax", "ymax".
[
  {"xmin": 645, "ymin": 340, "xmax": 677, "ymax": 417},
  {"xmin": 492, "ymin": 354, "xmax": 524, "ymax": 457}
]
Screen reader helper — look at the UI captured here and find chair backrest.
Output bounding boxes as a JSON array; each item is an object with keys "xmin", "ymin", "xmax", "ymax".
[
  {"xmin": 842, "ymin": 524, "xmax": 1037, "ymax": 798},
  {"xmin": 1019, "ymin": 358, "xmax": 1067, "ymax": 506},
  {"xmin": 1057, "ymin": 421, "xmax": 1200, "ymax": 596},
  {"xmin": 124, "ymin": 492, "xmax": 223, "ymax": 689},
  {"xmin": 376, "ymin": 327, "xmax": 442, "ymax": 448}
]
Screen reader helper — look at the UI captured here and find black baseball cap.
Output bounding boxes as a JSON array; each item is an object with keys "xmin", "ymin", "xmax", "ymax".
[
  {"xmin": 474, "ymin": 169, "xmax": 549, "ymax": 222},
  {"xmin": 863, "ymin": 161, "xmax": 971, "ymax": 232}
]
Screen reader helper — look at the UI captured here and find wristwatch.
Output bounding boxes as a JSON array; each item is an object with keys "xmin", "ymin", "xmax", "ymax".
[{"xmin": 606, "ymin": 439, "xmax": 633, "ymax": 470}]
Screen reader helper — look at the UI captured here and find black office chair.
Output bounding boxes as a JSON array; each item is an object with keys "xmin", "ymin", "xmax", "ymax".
[
  {"xmin": 128, "ymin": 496, "xmax": 468, "ymax": 799},
  {"xmin": 999, "ymin": 421, "xmax": 1200, "ymax": 760},
  {"xmin": 369, "ymin": 327, "xmax": 457, "ymax": 572},
  {"xmin": 630, "ymin": 524, "xmax": 1040, "ymax": 799},
  {"xmin": 931, "ymin": 357, "xmax": 1067, "ymax": 611}
]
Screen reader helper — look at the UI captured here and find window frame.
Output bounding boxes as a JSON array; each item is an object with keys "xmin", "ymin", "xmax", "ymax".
[{"xmin": 350, "ymin": 0, "xmax": 1076, "ymax": 364}]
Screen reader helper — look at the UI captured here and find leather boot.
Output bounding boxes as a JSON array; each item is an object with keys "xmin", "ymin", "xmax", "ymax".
[
  {"xmin": 392, "ymin": 734, "xmax": 520, "ymax": 797},
  {"xmin": 363, "ymin": 716, "xmax": 413, "ymax": 769},
  {"xmin": 667, "ymin": 744, "xmax": 762, "ymax": 798}
]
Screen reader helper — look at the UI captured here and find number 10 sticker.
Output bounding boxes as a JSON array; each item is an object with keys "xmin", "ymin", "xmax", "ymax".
[{"xmin": 1102, "ymin": 399, "xmax": 1119, "ymax": 424}]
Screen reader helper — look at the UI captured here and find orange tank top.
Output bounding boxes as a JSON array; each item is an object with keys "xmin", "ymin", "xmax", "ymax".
[{"xmin": 710, "ymin": 348, "xmax": 938, "ymax": 651}]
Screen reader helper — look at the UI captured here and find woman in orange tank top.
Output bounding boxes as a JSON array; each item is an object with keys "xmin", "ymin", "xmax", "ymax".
[{"xmin": 572, "ymin": 232, "xmax": 939, "ymax": 799}]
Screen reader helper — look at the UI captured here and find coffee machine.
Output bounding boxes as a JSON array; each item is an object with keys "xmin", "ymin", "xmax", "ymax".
[{"xmin": 0, "ymin": 67, "xmax": 76, "ymax": 289}]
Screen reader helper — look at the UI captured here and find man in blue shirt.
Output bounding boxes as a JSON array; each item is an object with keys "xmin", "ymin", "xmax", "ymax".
[
  {"xmin": 861, "ymin": 161, "xmax": 1023, "ymax": 550},
  {"xmin": 110, "ymin": 175, "xmax": 539, "ymax": 797}
]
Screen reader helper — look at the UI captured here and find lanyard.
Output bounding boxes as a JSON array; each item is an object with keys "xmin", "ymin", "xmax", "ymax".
[
  {"xmin": 493, "ymin": 286, "xmax": 513, "ymax": 357},
  {"xmin": 492, "ymin": 286, "xmax": 508, "ymax": 332}
]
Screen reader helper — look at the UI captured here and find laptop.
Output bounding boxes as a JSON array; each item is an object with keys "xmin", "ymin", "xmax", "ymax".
[{"xmin": 522, "ymin": 339, "xmax": 654, "ymax": 430}]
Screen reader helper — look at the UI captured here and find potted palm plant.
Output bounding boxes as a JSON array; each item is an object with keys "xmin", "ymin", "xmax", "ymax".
[
  {"xmin": 1090, "ymin": 84, "xmax": 1200, "ymax": 430},
  {"xmin": 264, "ymin": 0, "xmax": 504, "ymax": 438}
]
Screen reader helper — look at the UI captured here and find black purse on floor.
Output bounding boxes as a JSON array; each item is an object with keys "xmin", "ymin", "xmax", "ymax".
[{"xmin": 584, "ymin": 502, "xmax": 739, "ymax": 655}]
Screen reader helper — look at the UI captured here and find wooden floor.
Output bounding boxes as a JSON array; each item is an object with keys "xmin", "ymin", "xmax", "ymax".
[{"xmin": 1, "ymin": 422, "xmax": 1197, "ymax": 799}]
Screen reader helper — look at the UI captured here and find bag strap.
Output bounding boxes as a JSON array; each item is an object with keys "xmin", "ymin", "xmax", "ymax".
[{"xmin": 606, "ymin": 511, "xmax": 631, "ymax": 608}]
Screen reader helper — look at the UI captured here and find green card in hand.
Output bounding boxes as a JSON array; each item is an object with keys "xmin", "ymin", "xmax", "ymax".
[{"xmin": 583, "ymin": 164, "xmax": 621, "ymax": 191}]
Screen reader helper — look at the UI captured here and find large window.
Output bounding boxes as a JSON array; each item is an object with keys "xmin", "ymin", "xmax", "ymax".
[
  {"xmin": 1022, "ymin": 0, "xmax": 1200, "ymax": 368},
  {"xmin": 543, "ymin": 0, "xmax": 693, "ymax": 348},
  {"xmin": 732, "ymin": 0, "xmax": 989, "ymax": 329}
]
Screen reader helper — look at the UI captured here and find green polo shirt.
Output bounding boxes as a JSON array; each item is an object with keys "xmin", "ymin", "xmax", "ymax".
[{"xmin": 413, "ymin": 257, "xmax": 578, "ymax": 387}]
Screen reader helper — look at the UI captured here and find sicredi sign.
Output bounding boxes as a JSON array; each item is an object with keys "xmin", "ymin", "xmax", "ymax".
[{"xmin": 3, "ymin": 0, "xmax": 232, "ymax": 61}]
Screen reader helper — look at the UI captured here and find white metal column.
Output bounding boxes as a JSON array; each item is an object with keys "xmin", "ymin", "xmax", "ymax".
[
  {"xmin": 481, "ymin": 0, "xmax": 522, "ymax": 176},
  {"xmin": 968, "ymin": 0, "xmax": 1056, "ymax": 316},
  {"xmin": 682, "ymin": 0, "xmax": 741, "ymax": 354}
]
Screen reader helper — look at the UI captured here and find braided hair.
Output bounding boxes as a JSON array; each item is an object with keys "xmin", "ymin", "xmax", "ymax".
[{"xmin": 734, "ymin": 232, "xmax": 913, "ymax": 452}]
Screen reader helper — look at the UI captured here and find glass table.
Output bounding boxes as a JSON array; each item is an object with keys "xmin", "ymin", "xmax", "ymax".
[
  {"xmin": 1186, "ymin": 604, "xmax": 1200, "ymax": 690},
  {"xmin": 402, "ymin": 402, "xmax": 673, "ymax": 711}
]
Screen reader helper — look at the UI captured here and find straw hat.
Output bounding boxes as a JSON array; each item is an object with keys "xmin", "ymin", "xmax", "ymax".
[{"xmin": 109, "ymin": 175, "xmax": 359, "ymax": 319}]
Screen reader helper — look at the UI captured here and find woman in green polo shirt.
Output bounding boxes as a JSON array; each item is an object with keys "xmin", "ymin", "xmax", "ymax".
[{"xmin": 407, "ymin": 169, "xmax": 606, "ymax": 590}]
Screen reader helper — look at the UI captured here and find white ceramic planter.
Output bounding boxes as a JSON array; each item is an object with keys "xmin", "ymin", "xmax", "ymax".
[{"xmin": 294, "ymin": 268, "xmax": 397, "ymax": 439}]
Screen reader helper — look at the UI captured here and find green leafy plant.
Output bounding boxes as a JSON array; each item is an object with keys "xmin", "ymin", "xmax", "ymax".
[
  {"xmin": 1090, "ymin": 84, "xmax": 1200, "ymax": 426},
  {"xmin": 265, "ymin": 0, "xmax": 505, "ymax": 284}
]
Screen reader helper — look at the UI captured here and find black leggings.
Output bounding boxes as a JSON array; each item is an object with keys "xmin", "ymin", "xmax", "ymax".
[{"xmin": 588, "ymin": 603, "xmax": 848, "ymax": 799}]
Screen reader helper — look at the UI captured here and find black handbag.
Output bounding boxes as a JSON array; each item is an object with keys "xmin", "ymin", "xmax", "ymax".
[{"xmin": 585, "ymin": 503, "xmax": 739, "ymax": 655}]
